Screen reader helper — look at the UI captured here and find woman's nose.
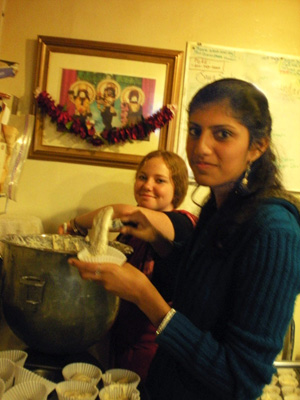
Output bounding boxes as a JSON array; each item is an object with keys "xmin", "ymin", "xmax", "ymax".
[
  {"xmin": 194, "ymin": 130, "xmax": 212, "ymax": 155},
  {"xmin": 142, "ymin": 178, "xmax": 153, "ymax": 189}
]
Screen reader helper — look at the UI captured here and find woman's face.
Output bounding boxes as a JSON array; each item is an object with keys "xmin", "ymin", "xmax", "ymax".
[
  {"xmin": 186, "ymin": 101, "xmax": 259, "ymax": 191},
  {"xmin": 134, "ymin": 156, "xmax": 175, "ymax": 211}
]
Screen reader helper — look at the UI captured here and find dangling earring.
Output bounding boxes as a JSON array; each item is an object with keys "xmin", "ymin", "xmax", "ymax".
[{"xmin": 242, "ymin": 162, "xmax": 252, "ymax": 189}]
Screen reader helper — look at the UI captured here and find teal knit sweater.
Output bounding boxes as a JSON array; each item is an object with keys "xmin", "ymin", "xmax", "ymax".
[{"xmin": 146, "ymin": 198, "xmax": 300, "ymax": 399}]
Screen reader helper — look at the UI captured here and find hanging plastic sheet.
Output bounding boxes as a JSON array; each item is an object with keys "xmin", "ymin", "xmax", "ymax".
[{"xmin": 2, "ymin": 114, "xmax": 35, "ymax": 201}]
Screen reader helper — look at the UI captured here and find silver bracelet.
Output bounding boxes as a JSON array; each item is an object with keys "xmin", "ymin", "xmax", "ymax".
[{"xmin": 156, "ymin": 308, "xmax": 176, "ymax": 336}]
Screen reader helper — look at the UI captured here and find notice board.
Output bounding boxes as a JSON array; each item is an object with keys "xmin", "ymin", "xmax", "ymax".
[{"xmin": 178, "ymin": 42, "xmax": 300, "ymax": 192}]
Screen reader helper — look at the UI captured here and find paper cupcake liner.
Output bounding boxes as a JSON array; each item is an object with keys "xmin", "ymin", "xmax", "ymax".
[
  {"xmin": 78, "ymin": 245, "xmax": 126, "ymax": 265},
  {"xmin": 0, "ymin": 350, "xmax": 28, "ymax": 367},
  {"xmin": 14, "ymin": 365, "xmax": 56, "ymax": 395},
  {"xmin": 282, "ymin": 386, "xmax": 297, "ymax": 396},
  {"xmin": 56, "ymin": 380, "xmax": 99, "ymax": 400},
  {"xmin": 102, "ymin": 369, "xmax": 140, "ymax": 389},
  {"xmin": 99, "ymin": 384, "xmax": 140, "ymax": 400},
  {"xmin": 3, "ymin": 381, "xmax": 48, "ymax": 400},
  {"xmin": 0, "ymin": 358, "xmax": 15, "ymax": 391},
  {"xmin": 62, "ymin": 362, "xmax": 102, "ymax": 386},
  {"xmin": 277, "ymin": 367, "xmax": 297, "ymax": 377},
  {"xmin": 279, "ymin": 375, "xmax": 299, "ymax": 387},
  {"xmin": 263, "ymin": 384, "xmax": 280, "ymax": 394},
  {"xmin": 281, "ymin": 394, "xmax": 300, "ymax": 400},
  {"xmin": 271, "ymin": 375, "xmax": 279, "ymax": 385},
  {"xmin": 260, "ymin": 394, "xmax": 281, "ymax": 400}
]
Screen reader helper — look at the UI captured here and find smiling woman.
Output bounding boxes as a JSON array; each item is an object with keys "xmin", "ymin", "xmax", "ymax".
[
  {"xmin": 68, "ymin": 78, "xmax": 300, "ymax": 399},
  {"xmin": 134, "ymin": 152, "xmax": 181, "ymax": 212},
  {"xmin": 58, "ymin": 150, "xmax": 198, "ymax": 381},
  {"xmin": 187, "ymin": 100, "xmax": 269, "ymax": 207}
]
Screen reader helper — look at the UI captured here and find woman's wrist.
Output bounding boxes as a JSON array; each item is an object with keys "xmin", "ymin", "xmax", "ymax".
[
  {"xmin": 70, "ymin": 218, "xmax": 88, "ymax": 236},
  {"xmin": 156, "ymin": 308, "xmax": 176, "ymax": 335},
  {"xmin": 135, "ymin": 276, "xmax": 172, "ymax": 328}
]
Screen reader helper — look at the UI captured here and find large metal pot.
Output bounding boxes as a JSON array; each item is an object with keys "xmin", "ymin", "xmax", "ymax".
[{"xmin": 0, "ymin": 234, "xmax": 130, "ymax": 355}]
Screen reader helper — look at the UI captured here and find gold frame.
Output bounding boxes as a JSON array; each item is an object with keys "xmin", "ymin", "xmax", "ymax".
[{"xmin": 29, "ymin": 36, "xmax": 183, "ymax": 169}]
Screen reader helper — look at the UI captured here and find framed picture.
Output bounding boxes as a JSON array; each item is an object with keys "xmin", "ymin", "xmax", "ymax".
[{"xmin": 29, "ymin": 36, "xmax": 183, "ymax": 169}]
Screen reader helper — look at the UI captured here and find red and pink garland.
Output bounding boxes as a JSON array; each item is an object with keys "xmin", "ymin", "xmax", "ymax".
[{"xmin": 35, "ymin": 90, "xmax": 175, "ymax": 147}]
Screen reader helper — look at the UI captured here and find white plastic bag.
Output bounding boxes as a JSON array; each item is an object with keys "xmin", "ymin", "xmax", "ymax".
[{"xmin": 2, "ymin": 114, "xmax": 35, "ymax": 201}]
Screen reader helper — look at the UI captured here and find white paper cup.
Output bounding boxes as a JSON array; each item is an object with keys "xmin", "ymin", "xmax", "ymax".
[
  {"xmin": 0, "ymin": 378, "xmax": 5, "ymax": 398},
  {"xmin": 99, "ymin": 384, "xmax": 140, "ymax": 400},
  {"xmin": 62, "ymin": 362, "xmax": 102, "ymax": 386},
  {"xmin": 0, "ymin": 350, "xmax": 28, "ymax": 367},
  {"xmin": 0, "ymin": 358, "xmax": 15, "ymax": 391},
  {"xmin": 14, "ymin": 365, "xmax": 56, "ymax": 396},
  {"xmin": 78, "ymin": 245, "xmax": 126, "ymax": 265},
  {"xmin": 283, "ymin": 394, "xmax": 300, "ymax": 400},
  {"xmin": 102, "ymin": 369, "xmax": 140, "ymax": 389},
  {"xmin": 261, "ymin": 393, "xmax": 282, "ymax": 400},
  {"xmin": 277, "ymin": 368, "xmax": 297, "ymax": 377},
  {"xmin": 2, "ymin": 380, "xmax": 47, "ymax": 400},
  {"xmin": 263, "ymin": 384, "xmax": 281, "ymax": 394},
  {"xmin": 56, "ymin": 380, "xmax": 99, "ymax": 400},
  {"xmin": 271, "ymin": 375, "xmax": 279, "ymax": 385},
  {"xmin": 282, "ymin": 386, "xmax": 296, "ymax": 396},
  {"xmin": 279, "ymin": 375, "xmax": 299, "ymax": 388}
]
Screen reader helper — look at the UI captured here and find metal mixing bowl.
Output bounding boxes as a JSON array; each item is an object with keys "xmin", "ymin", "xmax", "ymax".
[{"xmin": 0, "ymin": 234, "xmax": 131, "ymax": 354}]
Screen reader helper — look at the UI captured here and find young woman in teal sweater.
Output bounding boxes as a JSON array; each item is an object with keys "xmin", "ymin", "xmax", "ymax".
[{"xmin": 69, "ymin": 78, "xmax": 300, "ymax": 399}]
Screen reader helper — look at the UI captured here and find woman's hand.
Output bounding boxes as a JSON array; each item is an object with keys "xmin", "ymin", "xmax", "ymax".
[
  {"xmin": 120, "ymin": 210, "xmax": 164, "ymax": 242},
  {"xmin": 58, "ymin": 222, "xmax": 71, "ymax": 235},
  {"xmin": 68, "ymin": 259, "xmax": 147, "ymax": 304},
  {"xmin": 120, "ymin": 210, "xmax": 174, "ymax": 257},
  {"xmin": 68, "ymin": 258, "xmax": 171, "ymax": 327},
  {"xmin": 58, "ymin": 219, "xmax": 88, "ymax": 236}
]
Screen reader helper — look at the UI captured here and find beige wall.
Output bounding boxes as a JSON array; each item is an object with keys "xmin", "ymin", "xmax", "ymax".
[{"xmin": 0, "ymin": 0, "xmax": 300, "ymax": 358}]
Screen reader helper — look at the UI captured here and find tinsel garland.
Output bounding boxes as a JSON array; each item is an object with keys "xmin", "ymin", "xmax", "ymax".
[{"xmin": 35, "ymin": 90, "xmax": 175, "ymax": 147}]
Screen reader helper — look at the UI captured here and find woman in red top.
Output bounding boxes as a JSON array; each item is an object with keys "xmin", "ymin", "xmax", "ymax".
[{"xmin": 59, "ymin": 150, "xmax": 197, "ymax": 381}]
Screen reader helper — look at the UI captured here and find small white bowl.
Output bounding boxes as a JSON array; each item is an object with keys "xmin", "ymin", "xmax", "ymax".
[
  {"xmin": 56, "ymin": 380, "xmax": 99, "ymax": 400},
  {"xmin": 99, "ymin": 384, "xmax": 140, "ymax": 400},
  {"xmin": 102, "ymin": 369, "xmax": 140, "ymax": 389},
  {"xmin": 62, "ymin": 362, "xmax": 102, "ymax": 386},
  {"xmin": 0, "ymin": 378, "xmax": 5, "ymax": 398},
  {"xmin": 14, "ymin": 365, "xmax": 56, "ymax": 395},
  {"xmin": 0, "ymin": 350, "xmax": 28, "ymax": 367},
  {"xmin": 0, "ymin": 358, "xmax": 15, "ymax": 391},
  {"xmin": 2, "ymin": 380, "xmax": 47, "ymax": 400}
]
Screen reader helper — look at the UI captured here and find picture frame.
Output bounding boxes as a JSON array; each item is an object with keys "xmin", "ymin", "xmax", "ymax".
[{"xmin": 29, "ymin": 36, "xmax": 183, "ymax": 169}]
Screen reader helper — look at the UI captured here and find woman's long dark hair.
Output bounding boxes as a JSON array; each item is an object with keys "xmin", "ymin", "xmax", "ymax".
[{"xmin": 189, "ymin": 78, "xmax": 300, "ymax": 249}]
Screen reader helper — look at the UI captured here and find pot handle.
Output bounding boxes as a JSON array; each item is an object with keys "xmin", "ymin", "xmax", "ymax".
[{"xmin": 20, "ymin": 275, "xmax": 46, "ymax": 306}]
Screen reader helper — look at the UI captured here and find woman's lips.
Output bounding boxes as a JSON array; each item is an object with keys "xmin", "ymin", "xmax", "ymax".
[
  {"xmin": 139, "ymin": 193, "xmax": 155, "ymax": 198},
  {"xmin": 193, "ymin": 161, "xmax": 215, "ymax": 169}
]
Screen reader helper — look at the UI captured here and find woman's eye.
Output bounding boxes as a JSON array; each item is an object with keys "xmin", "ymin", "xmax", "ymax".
[
  {"xmin": 214, "ymin": 129, "xmax": 232, "ymax": 140},
  {"xmin": 137, "ymin": 174, "xmax": 147, "ymax": 181},
  {"xmin": 188, "ymin": 127, "xmax": 201, "ymax": 138}
]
